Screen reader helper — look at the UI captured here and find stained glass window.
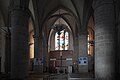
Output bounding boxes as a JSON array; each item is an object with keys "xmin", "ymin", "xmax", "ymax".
[
  {"xmin": 55, "ymin": 32, "xmax": 59, "ymax": 50},
  {"xmin": 55, "ymin": 30, "xmax": 69, "ymax": 50},
  {"xmin": 88, "ymin": 35, "xmax": 90, "ymax": 55},
  {"xmin": 65, "ymin": 32, "xmax": 69, "ymax": 50}
]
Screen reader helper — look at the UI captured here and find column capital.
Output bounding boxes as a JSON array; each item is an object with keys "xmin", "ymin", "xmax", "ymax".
[
  {"xmin": 33, "ymin": 34, "xmax": 43, "ymax": 39},
  {"xmin": 79, "ymin": 31, "xmax": 88, "ymax": 36},
  {"xmin": 10, "ymin": 8, "xmax": 30, "ymax": 18},
  {"xmin": 93, "ymin": 0, "xmax": 114, "ymax": 10},
  {"xmin": 10, "ymin": 0, "xmax": 30, "ymax": 11}
]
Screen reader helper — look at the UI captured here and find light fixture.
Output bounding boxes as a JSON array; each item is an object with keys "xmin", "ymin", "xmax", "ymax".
[{"xmin": 51, "ymin": 9, "xmax": 66, "ymax": 35}]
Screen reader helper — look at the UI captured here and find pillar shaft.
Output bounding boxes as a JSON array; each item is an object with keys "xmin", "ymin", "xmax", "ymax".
[
  {"xmin": 94, "ymin": 0, "xmax": 116, "ymax": 79},
  {"xmin": 73, "ymin": 36, "xmax": 79, "ymax": 72},
  {"xmin": 117, "ymin": 12, "xmax": 120, "ymax": 78},
  {"xmin": 11, "ymin": 10, "xmax": 29, "ymax": 79},
  {"xmin": 78, "ymin": 34, "xmax": 88, "ymax": 72},
  {"xmin": 43, "ymin": 37, "xmax": 48, "ymax": 71},
  {"xmin": 0, "ymin": 29, "xmax": 6, "ymax": 73},
  {"xmin": 5, "ymin": 32, "xmax": 11, "ymax": 73},
  {"xmin": 34, "ymin": 34, "xmax": 43, "ymax": 73},
  {"xmin": 34, "ymin": 35, "xmax": 43, "ymax": 58}
]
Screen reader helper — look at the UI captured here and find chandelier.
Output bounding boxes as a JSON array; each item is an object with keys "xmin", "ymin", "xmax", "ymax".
[{"xmin": 51, "ymin": 9, "xmax": 66, "ymax": 35}]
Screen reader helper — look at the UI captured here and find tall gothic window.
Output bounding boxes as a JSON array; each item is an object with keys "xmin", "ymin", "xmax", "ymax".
[
  {"xmin": 88, "ymin": 34, "xmax": 90, "ymax": 55},
  {"xmin": 55, "ymin": 30, "xmax": 69, "ymax": 50},
  {"xmin": 88, "ymin": 34, "xmax": 94, "ymax": 55}
]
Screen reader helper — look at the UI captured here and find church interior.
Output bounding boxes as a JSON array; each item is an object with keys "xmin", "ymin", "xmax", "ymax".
[{"xmin": 0, "ymin": 0, "xmax": 120, "ymax": 80}]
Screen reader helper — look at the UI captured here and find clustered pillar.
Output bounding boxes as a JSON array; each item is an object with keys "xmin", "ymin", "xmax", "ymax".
[
  {"xmin": 94, "ymin": 0, "xmax": 116, "ymax": 79},
  {"xmin": 11, "ymin": 9, "xmax": 30, "ymax": 79}
]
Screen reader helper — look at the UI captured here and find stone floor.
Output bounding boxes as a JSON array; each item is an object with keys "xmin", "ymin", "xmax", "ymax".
[
  {"xmin": 28, "ymin": 72, "xmax": 94, "ymax": 80},
  {"xmin": 1, "ymin": 72, "xmax": 94, "ymax": 80},
  {"xmin": 28, "ymin": 72, "xmax": 68, "ymax": 80}
]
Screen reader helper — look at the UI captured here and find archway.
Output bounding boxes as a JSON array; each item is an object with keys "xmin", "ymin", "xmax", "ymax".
[
  {"xmin": 87, "ymin": 16, "xmax": 94, "ymax": 75},
  {"xmin": 28, "ymin": 18, "xmax": 35, "ymax": 71},
  {"xmin": 48, "ymin": 17, "xmax": 74, "ymax": 73}
]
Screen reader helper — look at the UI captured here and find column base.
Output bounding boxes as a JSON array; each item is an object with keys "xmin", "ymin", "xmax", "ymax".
[
  {"xmin": 10, "ymin": 79, "xmax": 26, "ymax": 80},
  {"xmin": 95, "ymin": 72, "xmax": 115, "ymax": 80},
  {"xmin": 10, "ymin": 77, "xmax": 28, "ymax": 80},
  {"xmin": 95, "ymin": 77, "xmax": 115, "ymax": 80},
  {"xmin": 33, "ymin": 65, "xmax": 43, "ymax": 73},
  {"xmin": 78, "ymin": 65, "xmax": 88, "ymax": 73}
]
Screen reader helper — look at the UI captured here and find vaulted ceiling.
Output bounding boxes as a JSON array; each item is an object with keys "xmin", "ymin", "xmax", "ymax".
[
  {"xmin": 30, "ymin": 0, "xmax": 93, "ymax": 36},
  {"xmin": 0, "ymin": 0, "xmax": 93, "ymax": 35},
  {"xmin": 32, "ymin": 0, "xmax": 86, "ymax": 26}
]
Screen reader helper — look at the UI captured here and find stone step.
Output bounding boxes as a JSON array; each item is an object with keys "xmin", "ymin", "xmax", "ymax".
[{"xmin": 68, "ymin": 78, "xmax": 94, "ymax": 80}]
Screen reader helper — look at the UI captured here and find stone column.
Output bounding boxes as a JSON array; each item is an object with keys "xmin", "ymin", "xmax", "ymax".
[
  {"xmin": 78, "ymin": 33, "xmax": 88, "ymax": 72},
  {"xmin": 117, "ymin": 11, "xmax": 120, "ymax": 79},
  {"xmin": 34, "ymin": 34, "xmax": 43, "ymax": 73},
  {"xmin": 73, "ymin": 36, "xmax": 79, "ymax": 72},
  {"xmin": 5, "ymin": 30, "xmax": 11, "ymax": 73},
  {"xmin": 43, "ymin": 36, "xmax": 48, "ymax": 72},
  {"xmin": 0, "ymin": 28, "xmax": 6, "ymax": 73},
  {"xmin": 11, "ymin": 9, "xmax": 30, "ymax": 79},
  {"xmin": 94, "ymin": 0, "xmax": 116, "ymax": 79}
]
